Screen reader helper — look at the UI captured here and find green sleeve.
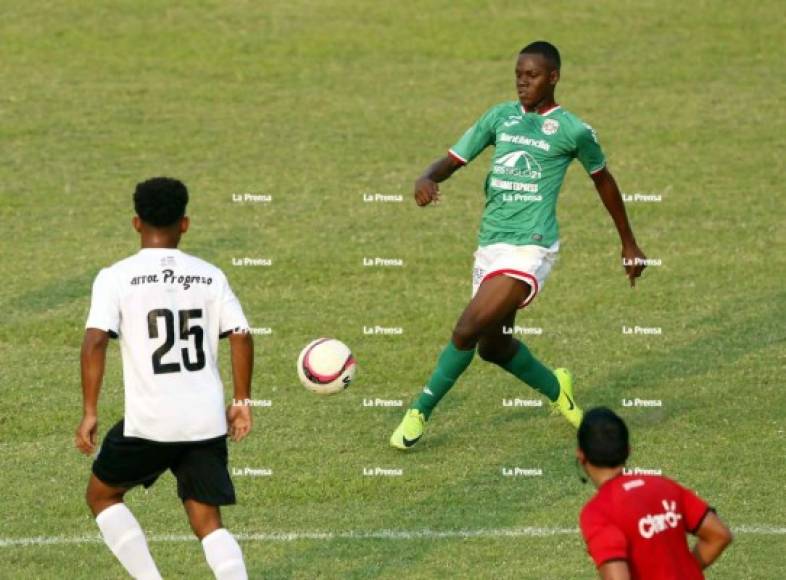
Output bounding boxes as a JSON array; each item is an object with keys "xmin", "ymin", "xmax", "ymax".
[
  {"xmin": 575, "ymin": 122, "xmax": 606, "ymax": 175},
  {"xmin": 448, "ymin": 106, "xmax": 497, "ymax": 164}
]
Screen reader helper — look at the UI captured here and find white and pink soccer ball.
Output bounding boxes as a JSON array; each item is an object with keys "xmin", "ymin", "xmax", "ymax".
[{"xmin": 297, "ymin": 338, "xmax": 356, "ymax": 395}]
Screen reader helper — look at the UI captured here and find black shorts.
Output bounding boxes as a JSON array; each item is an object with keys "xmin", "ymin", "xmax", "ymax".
[{"xmin": 92, "ymin": 420, "xmax": 236, "ymax": 506}]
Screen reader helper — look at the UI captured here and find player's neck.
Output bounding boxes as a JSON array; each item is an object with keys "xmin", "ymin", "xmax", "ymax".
[
  {"xmin": 523, "ymin": 95, "xmax": 557, "ymax": 115},
  {"xmin": 140, "ymin": 234, "xmax": 181, "ymax": 249},
  {"xmin": 589, "ymin": 466, "xmax": 624, "ymax": 489}
]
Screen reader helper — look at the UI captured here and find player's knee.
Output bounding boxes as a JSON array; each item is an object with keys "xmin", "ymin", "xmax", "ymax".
[
  {"xmin": 186, "ymin": 506, "xmax": 223, "ymax": 540},
  {"xmin": 84, "ymin": 485, "xmax": 96, "ymax": 511},
  {"xmin": 85, "ymin": 481, "xmax": 123, "ymax": 515},
  {"xmin": 477, "ymin": 339, "xmax": 515, "ymax": 364},
  {"xmin": 191, "ymin": 518, "xmax": 222, "ymax": 540},
  {"xmin": 451, "ymin": 322, "xmax": 480, "ymax": 350}
]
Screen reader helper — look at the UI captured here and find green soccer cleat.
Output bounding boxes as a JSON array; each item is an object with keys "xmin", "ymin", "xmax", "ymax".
[
  {"xmin": 550, "ymin": 368, "xmax": 583, "ymax": 428},
  {"xmin": 389, "ymin": 408, "xmax": 426, "ymax": 450}
]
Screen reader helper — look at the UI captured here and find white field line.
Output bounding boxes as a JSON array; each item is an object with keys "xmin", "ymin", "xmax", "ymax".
[{"xmin": 0, "ymin": 525, "xmax": 784, "ymax": 548}]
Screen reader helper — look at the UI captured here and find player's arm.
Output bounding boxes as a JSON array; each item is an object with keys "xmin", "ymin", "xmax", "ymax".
[
  {"xmin": 590, "ymin": 168, "xmax": 647, "ymax": 287},
  {"xmin": 415, "ymin": 105, "xmax": 497, "ymax": 207},
  {"xmin": 692, "ymin": 511, "xmax": 733, "ymax": 570},
  {"xmin": 226, "ymin": 331, "xmax": 254, "ymax": 442},
  {"xmin": 414, "ymin": 155, "xmax": 464, "ymax": 207},
  {"xmin": 76, "ymin": 328, "xmax": 110, "ymax": 455},
  {"xmin": 597, "ymin": 560, "xmax": 631, "ymax": 580}
]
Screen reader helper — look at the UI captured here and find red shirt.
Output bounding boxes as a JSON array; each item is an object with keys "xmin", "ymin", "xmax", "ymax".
[{"xmin": 580, "ymin": 474, "xmax": 712, "ymax": 579}]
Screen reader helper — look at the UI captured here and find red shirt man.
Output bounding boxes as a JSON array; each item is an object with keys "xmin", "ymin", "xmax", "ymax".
[{"xmin": 576, "ymin": 408, "xmax": 732, "ymax": 579}]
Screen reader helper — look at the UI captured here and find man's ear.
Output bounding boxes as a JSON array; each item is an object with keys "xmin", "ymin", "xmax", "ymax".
[
  {"xmin": 132, "ymin": 215, "xmax": 143, "ymax": 233},
  {"xmin": 180, "ymin": 216, "xmax": 190, "ymax": 234},
  {"xmin": 549, "ymin": 68, "xmax": 560, "ymax": 86},
  {"xmin": 576, "ymin": 448, "xmax": 586, "ymax": 464}
]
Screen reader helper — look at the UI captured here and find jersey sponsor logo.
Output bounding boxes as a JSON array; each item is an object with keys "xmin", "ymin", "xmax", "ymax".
[
  {"xmin": 498, "ymin": 132, "xmax": 550, "ymax": 151},
  {"xmin": 493, "ymin": 151, "xmax": 542, "ymax": 180},
  {"xmin": 490, "ymin": 178, "xmax": 539, "ymax": 193},
  {"xmin": 638, "ymin": 499, "xmax": 683, "ymax": 539},
  {"xmin": 541, "ymin": 119, "xmax": 559, "ymax": 135},
  {"xmin": 130, "ymin": 269, "xmax": 214, "ymax": 291},
  {"xmin": 622, "ymin": 479, "xmax": 646, "ymax": 491}
]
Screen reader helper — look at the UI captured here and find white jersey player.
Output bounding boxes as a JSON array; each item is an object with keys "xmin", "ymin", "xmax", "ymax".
[{"xmin": 75, "ymin": 177, "xmax": 253, "ymax": 580}]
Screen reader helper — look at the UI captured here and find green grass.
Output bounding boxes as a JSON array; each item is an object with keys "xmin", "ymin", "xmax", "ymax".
[{"xmin": 1, "ymin": 0, "xmax": 784, "ymax": 577}]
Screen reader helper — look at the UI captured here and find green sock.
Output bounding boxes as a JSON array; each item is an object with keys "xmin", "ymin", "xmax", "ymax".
[
  {"xmin": 498, "ymin": 340, "xmax": 559, "ymax": 402},
  {"xmin": 412, "ymin": 341, "xmax": 475, "ymax": 419}
]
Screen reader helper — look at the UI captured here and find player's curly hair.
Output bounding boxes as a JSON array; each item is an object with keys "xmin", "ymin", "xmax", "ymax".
[
  {"xmin": 133, "ymin": 177, "xmax": 189, "ymax": 227},
  {"xmin": 578, "ymin": 407, "xmax": 630, "ymax": 467},
  {"xmin": 520, "ymin": 41, "xmax": 561, "ymax": 71}
]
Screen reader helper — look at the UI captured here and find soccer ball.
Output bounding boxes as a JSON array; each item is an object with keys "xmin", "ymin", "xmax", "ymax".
[{"xmin": 297, "ymin": 338, "xmax": 357, "ymax": 395}]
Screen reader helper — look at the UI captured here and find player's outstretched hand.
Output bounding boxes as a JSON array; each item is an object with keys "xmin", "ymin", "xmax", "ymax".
[
  {"xmin": 227, "ymin": 404, "xmax": 252, "ymax": 442},
  {"xmin": 75, "ymin": 414, "xmax": 98, "ymax": 455},
  {"xmin": 621, "ymin": 243, "xmax": 647, "ymax": 287},
  {"xmin": 414, "ymin": 177, "xmax": 441, "ymax": 206}
]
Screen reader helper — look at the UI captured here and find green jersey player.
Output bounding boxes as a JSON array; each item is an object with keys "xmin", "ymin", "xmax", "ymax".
[{"xmin": 390, "ymin": 41, "xmax": 647, "ymax": 449}]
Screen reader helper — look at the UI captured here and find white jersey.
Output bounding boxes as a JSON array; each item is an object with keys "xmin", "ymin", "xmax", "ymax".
[{"xmin": 85, "ymin": 248, "xmax": 249, "ymax": 442}]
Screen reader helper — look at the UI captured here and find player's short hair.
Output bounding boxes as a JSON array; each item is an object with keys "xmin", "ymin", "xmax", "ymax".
[
  {"xmin": 133, "ymin": 177, "xmax": 189, "ymax": 227},
  {"xmin": 578, "ymin": 407, "xmax": 630, "ymax": 467},
  {"xmin": 520, "ymin": 41, "xmax": 561, "ymax": 71}
]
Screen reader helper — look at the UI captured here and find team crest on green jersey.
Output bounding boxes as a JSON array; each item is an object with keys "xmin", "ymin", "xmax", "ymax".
[{"xmin": 541, "ymin": 118, "xmax": 560, "ymax": 135}]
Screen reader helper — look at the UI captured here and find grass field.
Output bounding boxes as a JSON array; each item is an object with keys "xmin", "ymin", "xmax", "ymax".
[{"xmin": 1, "ymin": 0, "xmax": 784, "ymax": 578}]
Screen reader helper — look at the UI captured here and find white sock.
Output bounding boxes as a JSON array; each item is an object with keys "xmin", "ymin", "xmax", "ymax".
[
  {"xmin": 95, "ymin": 503, "xmax": 163, "ymax": 580},
  {"xmin": 201, "ymin": 528, "xmax": 248, "ymax": 580}
]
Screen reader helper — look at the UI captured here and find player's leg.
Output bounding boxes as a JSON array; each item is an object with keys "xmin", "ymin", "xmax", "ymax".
[
  {"xmin": 414, "ymin": 274, "xmax": 527, "ymax": 414},
  {"xmin": 175, "ymin": 438, "xmax": 248, "ymax": 580},
  {"xmin": 85, "ymin": 473, "xmax": 127, "ymax": 516},
  {"xmin": 477, "ymin": 312, "xmax": 560, "ymax": 402},
  {"xmin": 183, "ymin": 500, "xmax": 246, "ymax": 580},
  {"xmin": 88, "ymin": 420, "xmax": 164, "ymax": 579},
  {"xmin": 88, "ymin": 431, "xmax": 163, "ymax": 580},
  {"xmin": 390, "ymin": 275, "xmax": 527, "ymax": 449},
  {"xmin": 475, "ymin": 243, "xmax": 582, "ymax": 427},
  {"xmin": 478, "ymin": 309, "xmax": 581, "ymax": 426},
  {"xmin": 183, "ymin": 498, "xmax": 224, "ymax": 538}
]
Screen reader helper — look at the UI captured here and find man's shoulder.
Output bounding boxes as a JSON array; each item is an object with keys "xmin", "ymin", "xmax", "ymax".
[
  {"xmin": 551, "ymin": 107, "xmax": 594, "ymax": 136},
  {"xmin": 581, "ymin": 491, "xmax": 609, "ymax": 523},
  {"xmin": 178, "ymin": 251, "xmax": 224, "ymax": 276}
]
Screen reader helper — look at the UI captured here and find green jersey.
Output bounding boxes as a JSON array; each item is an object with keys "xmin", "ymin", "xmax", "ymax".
[{"xmin": 449, "ymin": 101, "xmax": 606, "ymax": 248}]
